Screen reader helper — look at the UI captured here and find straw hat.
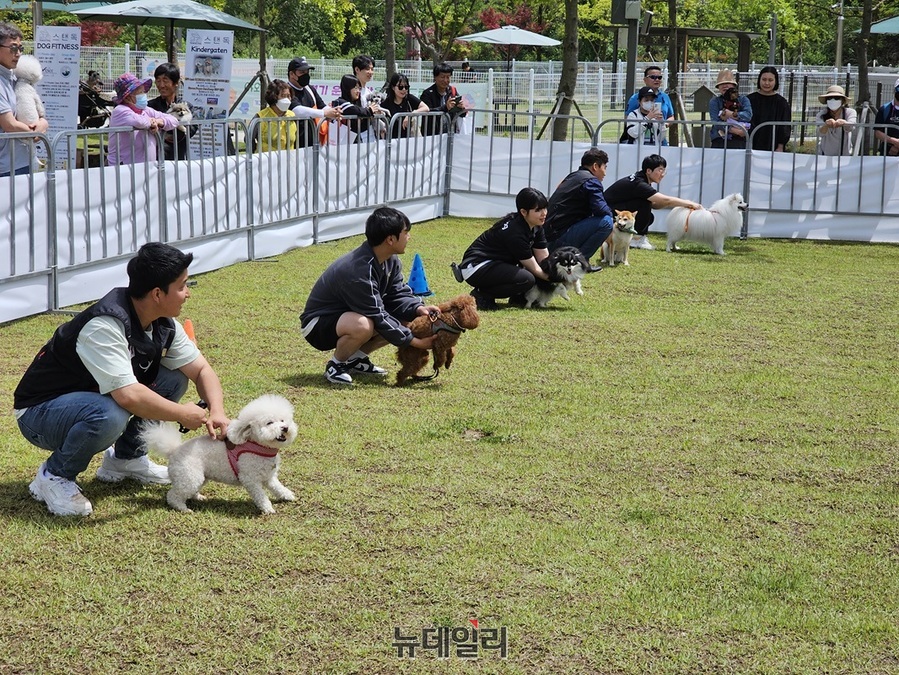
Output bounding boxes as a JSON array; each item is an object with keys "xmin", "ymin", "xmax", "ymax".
[
  {"xmin": 817, "ymin": 84, "xmax": 848, "ymax": 104},
  {"xmin": 715, "ymin": 69, "xmax": 737, "ymax": 89}
]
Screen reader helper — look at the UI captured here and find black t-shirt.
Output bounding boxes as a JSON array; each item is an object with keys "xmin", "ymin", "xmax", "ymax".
[
  {"xmin": 461, "ymin": 213, "xmax": 548, "ymax": 267},
  {"xmin": 604, "ymin": 172, "xmax": 658, "ymax": 233},
  {"xmin": 381, "ymin": 94, "xmax": 424, "ymax": 138}
]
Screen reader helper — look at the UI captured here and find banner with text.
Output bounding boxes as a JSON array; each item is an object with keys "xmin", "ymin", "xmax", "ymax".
[
  {"xmin": 184, "ymin": 30, "xmax": 234, "ymax": 158},
  {"xmin": 35, "ymin": 25, "xmax": 80, "ymax": 168}
]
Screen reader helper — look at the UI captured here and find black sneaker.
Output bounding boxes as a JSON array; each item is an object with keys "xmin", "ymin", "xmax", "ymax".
[
  {"xmin": 507, "ymin": 294, "xmax": 527, "ymax": 308},
  {"xmin": 349, "ymin": 356, "xmax": 388, "ymax": 375},
  {"xmin": 470, "ymin": 290, "xmax": 497, "ymax": 311},
  {"xmin": 325, "ymin": 360, "xmax": 353, "ymax": 385}
]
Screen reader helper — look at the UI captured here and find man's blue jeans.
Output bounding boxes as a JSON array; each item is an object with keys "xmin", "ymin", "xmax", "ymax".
[
  {"xmin": 547, "ymin": 215, "xmax": 614, "ymax": 261},
  {"xmin": 17, "ymin": 367, "xmax": 189, "ymax": 479}
]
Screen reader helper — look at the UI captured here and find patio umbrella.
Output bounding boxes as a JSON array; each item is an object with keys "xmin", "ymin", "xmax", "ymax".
[
  {"xmin": 72, "ymin": 0, "xmax": 264, "ymax": 64},
  {"xmin": 456, "ymin": 25, "xmax": 560, "ymax": 70},
  {"xmin": 864, "ymin": 15, "xmax": 899, "ymax": 33}
]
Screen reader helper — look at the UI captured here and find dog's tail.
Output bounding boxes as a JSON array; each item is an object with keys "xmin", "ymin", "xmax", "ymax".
[{"xmin": 138, "ymin": 421, "xmax": 185, "ymax": 457}]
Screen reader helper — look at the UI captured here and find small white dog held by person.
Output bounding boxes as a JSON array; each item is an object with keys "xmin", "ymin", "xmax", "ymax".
[
  {"xmin": 140, "ymin": 394, "xmax": 298, "ymax": 514},
  {"xmin": 14, "ymin": 54, "xmax": 46, "ymax": 126}
]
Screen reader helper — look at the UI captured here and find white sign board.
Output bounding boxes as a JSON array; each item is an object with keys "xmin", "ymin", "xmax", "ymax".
[
  {"xmin": 184, "ymin": 30, "xmax": 234, "ymax": 157},
  {"xmin": 34, "ymin": 25, "xmax": 80, "ymax": 167}
]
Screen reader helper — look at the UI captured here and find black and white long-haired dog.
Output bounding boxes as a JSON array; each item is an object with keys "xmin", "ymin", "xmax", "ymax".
[{"xmin": 524, "ymin": 246, "xmax": 590, "ymax": 308}]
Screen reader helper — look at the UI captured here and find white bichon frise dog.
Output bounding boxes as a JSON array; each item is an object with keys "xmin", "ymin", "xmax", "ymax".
[
  {"xmin": 14, "ymin": 54, "xmax": 46, "ymax": 126},
  {"xmin": 140, "ymin": 394, "xmax": 298, "ymax": 514}
]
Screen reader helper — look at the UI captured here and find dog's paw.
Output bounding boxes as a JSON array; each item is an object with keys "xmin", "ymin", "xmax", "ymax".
[{"xmin": 277, "ymin": 489, "xmax": 296, "ymax": 502}]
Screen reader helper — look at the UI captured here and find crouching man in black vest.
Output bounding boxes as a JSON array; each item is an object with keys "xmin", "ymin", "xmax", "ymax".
[{"xmin": 14, "ymin": 243, "xmax": 229, "ymax": 517}]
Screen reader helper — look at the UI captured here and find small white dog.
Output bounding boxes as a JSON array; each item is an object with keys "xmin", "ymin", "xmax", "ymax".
[
  {"xmin": 140, "ymin": 394, "xmax": 298, "ymax": 514},
  {"xmin": 14, "ymin": 54, "xmax": 46, "ymax": 126},
  {"xmin": 166, "ymin": 102, "xmax": 193, "ymax": 133},
  {"xmin": 666, "ymin": 193, "xmax": 748, "ymax": 255}
]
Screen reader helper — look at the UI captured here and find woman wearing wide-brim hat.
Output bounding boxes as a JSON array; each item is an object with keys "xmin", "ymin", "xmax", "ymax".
[
  {"xmin": 816, "ymin": 84, "xmax": 856, "ymax": 156},
  {"xmin": 107, "ymin": 72, "xmax": 179, "ymax": 166},
  {"xmin": 708, "ymin": 69, "xmax": 753, "ymax": 149}
]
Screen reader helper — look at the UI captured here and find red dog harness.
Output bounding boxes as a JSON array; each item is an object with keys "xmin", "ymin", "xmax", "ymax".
[{"xmin": 225, "ymin": 439, "xmax": 278, "ymax": 477}]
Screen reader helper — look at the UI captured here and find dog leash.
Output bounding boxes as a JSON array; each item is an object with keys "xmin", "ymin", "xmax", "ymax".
[{"xmin": 179, "ymin": 399, "xmax": 208, "ymax": 434}]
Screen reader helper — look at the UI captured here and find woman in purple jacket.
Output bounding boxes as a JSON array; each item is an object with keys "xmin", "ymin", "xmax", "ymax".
[{"xmin": 107, "ymin": 72, "xmax": 178, "ymax": 166}]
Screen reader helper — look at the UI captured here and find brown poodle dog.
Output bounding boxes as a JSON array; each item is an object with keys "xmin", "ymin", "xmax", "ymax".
[{"xmin": 395, "ymin": 294, "xmax": 480, "ymax": 386}]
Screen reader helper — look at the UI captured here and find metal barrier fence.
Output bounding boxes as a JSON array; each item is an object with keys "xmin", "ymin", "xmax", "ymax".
[{"xmin": 3, "ymin": 109, "xmax": 898, "ymax": 324}]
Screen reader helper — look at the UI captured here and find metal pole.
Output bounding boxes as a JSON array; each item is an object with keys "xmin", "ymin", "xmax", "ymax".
[
  {"xmin": 835, "ymin": 1, "xmax": 844, "ymax": 69},
  {"xmin": 768, "ymin": 14, "xmax": 777, "ymax": 66}
]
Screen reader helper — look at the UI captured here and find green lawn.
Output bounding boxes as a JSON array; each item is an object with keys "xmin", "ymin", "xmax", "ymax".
[{"xmin": 0, "ymin": 219, "xmax": 897, "ymax": 674}]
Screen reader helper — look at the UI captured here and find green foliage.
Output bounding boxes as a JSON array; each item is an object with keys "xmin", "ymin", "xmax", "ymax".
[{"xmin": 0, "ymin": 220, "xmax": 897, "ymax": 672}]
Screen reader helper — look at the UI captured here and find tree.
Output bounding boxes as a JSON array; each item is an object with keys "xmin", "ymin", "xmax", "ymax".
[
  {"xmin": 551, "ymin": 0, "xmax": 578, "ymax": 140},
  {"xmin": 398, "ymin": 0, "xmax": 483, "ymax": 63}
]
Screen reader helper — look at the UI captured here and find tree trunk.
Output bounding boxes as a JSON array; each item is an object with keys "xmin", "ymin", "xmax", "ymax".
[
  {"xmin": 385, "ymin": 0, "xmax": 396, "ymax": 79},
  {"xmin": 552, "ymin": 0, "xmax": 578, "ymax": 141},
  {"xmin": 855, "ymin": 0, "xmax": 873, "ymax": 105},
  {"xmin": 666, "ymin": 0, "xmax": 679, "ymax": 145}
]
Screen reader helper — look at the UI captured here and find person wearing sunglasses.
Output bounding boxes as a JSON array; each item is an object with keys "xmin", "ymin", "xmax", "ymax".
[
  {"xmin": 381, "ymin": 73, "xmax": 429, "ymax": 139},
  {"xmin": 624, "ymin": 66, "xmax": 674, "ymax": 144},
  {"xmin": 0, "ymin": 22, "xmax": 49, "ymax": 177}
]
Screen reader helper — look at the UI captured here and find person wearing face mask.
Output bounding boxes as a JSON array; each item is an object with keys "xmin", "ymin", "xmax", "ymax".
[
  {"xmin": 286, "ymin": 56, "xmax": 340, "ymax": 148},
  {"xmin": 624, "ymin": 66, "xmax": 674, "ymax": 144},
  {"xmin": 107, "ymin": 72, "xmax": 179, "ymax": 166},
  {"xmin": 622, "ymin": 86, "xmax": 665, "ymax": 147},
  {"xmin": 873, "ymin": 77, "xmax": 899, "ymax": 156},
  {"xmin": 815, "ymin": 84, "xmax": 856, "ymax": 156},
  {"xmin": 708, "ymin": 69, "xmax": 752, "ymax": 149},
  {"xmin": 252, "ymin": 79, "xmax": 297, "ymax": 153}
]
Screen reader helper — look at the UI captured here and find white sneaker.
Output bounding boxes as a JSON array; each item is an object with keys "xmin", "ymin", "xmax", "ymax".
[
  {"xmin": 29, "ymin": 463, "xmax": 93, "ymax": 516},
  {"xmin": 630, "ymin": 235, "xmax": 654, "ymax": 250},
  {"xmin": 96, "ymin": 447, "xmax": 170, "ymax": 484}
]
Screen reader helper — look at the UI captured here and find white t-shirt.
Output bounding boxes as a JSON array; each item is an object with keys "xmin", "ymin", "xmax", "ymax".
[{"xmin": 75, "ymin": 315, "xmax": 200, "ymax": 394}]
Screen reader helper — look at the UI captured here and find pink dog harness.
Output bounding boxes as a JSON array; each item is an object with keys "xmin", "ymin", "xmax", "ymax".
[{"xmin": 225, "ymin": 440, "xmax": 278, "ymax": 477}]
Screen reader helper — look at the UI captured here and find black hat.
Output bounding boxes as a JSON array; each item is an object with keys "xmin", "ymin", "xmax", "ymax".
[
  {"xmin": 637, "ymin": 86, "xmax": 657, "ymax": 100},
  {"xmin": 288, "ymin": 57, "xmax": 314, "ymax": 73}
]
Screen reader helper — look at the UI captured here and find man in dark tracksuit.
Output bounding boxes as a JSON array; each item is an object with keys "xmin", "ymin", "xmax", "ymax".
[
  {"xmin": 301, "ymin": 207, "xmax": 439, "ymax": 385},
  {"xmin": 543, "ymin": 148, "xmax": 614, "ymax": 267}
]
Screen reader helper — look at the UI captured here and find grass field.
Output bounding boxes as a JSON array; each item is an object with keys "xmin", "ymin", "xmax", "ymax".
[{"xmin": 1, "ymin": 219, "xmax": 897, "ymax": 674}]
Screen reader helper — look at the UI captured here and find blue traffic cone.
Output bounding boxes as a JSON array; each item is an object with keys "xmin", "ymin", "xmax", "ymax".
[{"xmin": 408, "ymin": 253, "xmax": 433, "ymax": 296}]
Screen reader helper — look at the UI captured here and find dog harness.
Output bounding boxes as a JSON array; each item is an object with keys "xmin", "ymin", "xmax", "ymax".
[
  {"xmin": 225, "ymin": 439, "xmax": 279, "ymax": 477},
  {"xmin": 409, "ymin": 313, "xmax": 466, "ymax": 382},
  {"xmin": 683, "ymin": 208, "xmax": 716, "ymax": 233}
]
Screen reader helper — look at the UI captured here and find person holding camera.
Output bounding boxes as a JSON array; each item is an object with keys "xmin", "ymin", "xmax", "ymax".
[
  {"xmin": 622, "ymin": 86, "xmax": 666, "ymax": 147},
  {"xmin": 420, "ymin": 62, "xmax": 467, "ymax": 136}
]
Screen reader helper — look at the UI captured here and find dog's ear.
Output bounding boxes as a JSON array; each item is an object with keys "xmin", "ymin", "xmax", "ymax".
[
  {"xmin": 459, "ymin": 296, "xmax": 480, "ymax": 329},
  {"xmin": 227, "ymin": 416, "xmax": 253, "ymax": 445}
]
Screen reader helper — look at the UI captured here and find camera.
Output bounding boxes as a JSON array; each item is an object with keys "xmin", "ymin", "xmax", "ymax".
[{"xmin": 451, "ymin": 95, "xmax": 463, "ymax": 104}]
